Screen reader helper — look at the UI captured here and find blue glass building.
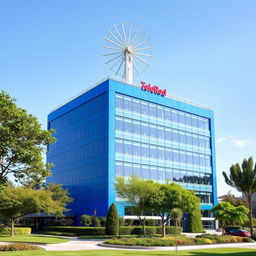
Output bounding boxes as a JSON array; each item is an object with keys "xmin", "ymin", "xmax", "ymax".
[{"xmin": 47, "ymin": 78, "xmax": 217, "ymax": 229}]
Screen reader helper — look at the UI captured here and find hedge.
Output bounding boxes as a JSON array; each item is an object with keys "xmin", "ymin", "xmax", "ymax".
[
  {"xmin": 44, "ymin": 226, "xmax": 182, "ymax": 236},
  {"xmin": 43, "ymin": 226, "xmax": 105, "ymax": 236},
  {"xmin": 0, "ymin": 227, "xmax": 31, "ymax": 236}
]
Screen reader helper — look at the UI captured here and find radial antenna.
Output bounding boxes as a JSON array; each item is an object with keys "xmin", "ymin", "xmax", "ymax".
[{"xmin": 102, "ymin": 22, "xmax": 152, "ymax": 84}]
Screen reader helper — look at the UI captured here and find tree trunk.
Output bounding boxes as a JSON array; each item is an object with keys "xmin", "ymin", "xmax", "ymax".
[
  {"xmin": 143, "ymin": 218, "xmax": 146, "ymax": 237},
  {"xmin": 11, "ymin": 219, "xmax": 14, "ymax": 237},
  {"xmin": 162, "ymin": 217, "xmax": 166, "ymax": 237},
  {"xmin": 248, "ymin": 195, "xmax": 254, "ymax": 237}
]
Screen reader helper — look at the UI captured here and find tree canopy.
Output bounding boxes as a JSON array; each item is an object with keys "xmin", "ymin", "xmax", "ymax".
[
  {"xmin": 0, "ymin": 184, "xmax": 72, "ymax": 236},
  {"xmin": 116, "ymin": 176, "xmax": 201, "ymax": 237},
  {"xmin": 149, "ymin": 182, "xmax": 201, "ymax": 236},
  {"xmin": 210, "ymin": 202, "xmax": 249, "ymax": 233},
  {"xmin": 223, "ymin": 157, "xmax": 256, "ymax": 235},
  {"xmin": 0, "ymin": 91, "xmax": 55, "ymax": 186},
  {"xmin": 115, "ymin": 175, "xmax": 159, "ymax": 236}
]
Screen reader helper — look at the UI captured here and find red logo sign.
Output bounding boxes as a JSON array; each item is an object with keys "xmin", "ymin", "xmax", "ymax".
[{"xmin": 141, "ymin": 82, "xmax": 167, "ymax": 96}]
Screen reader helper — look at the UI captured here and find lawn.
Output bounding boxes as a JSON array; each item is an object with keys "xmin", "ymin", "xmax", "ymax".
[
  {"xmin": 0, "ymin": 235, "xmax": 69, "ymax": 244},
  {"xmin": 0, "ymin": 249, "xmax": 256, "ymax": 256}
]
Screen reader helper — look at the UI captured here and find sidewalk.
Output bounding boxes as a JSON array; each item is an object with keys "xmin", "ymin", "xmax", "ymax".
[{"xmin": 39, "ymin": 238, "xmax": 256, "ymax": 251}]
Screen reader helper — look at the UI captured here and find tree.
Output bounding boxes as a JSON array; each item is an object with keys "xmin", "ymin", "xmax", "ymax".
[
  {"xmin": 210, "ymin": 202, "xmax": 249, "ymax": 233},
  {"xmin": 223, "ymin": 157, "xmax": 256, "ymax": 236},
  {"xmin": 105, "ymin": 203, "xmax": 119, "ymax": 235},
  {"xmin": 92, "ymin": 216, "xmax": 101, "ymax": 227},
  {"xmin": 80, "ymin": 214, "xmax": 92, "ymax": 226},
  {"xmin": 0, "ymin": 185, "xmax": 69, "ymax": 236},
  {"xmin": 150, "ymin": 182, "xmax": 201, "ymax": 237},
  {"xmin": 188, "ymin": 208, "xmax": 203, "ymax": 233},
  {"xmin": 115, "ymin": 176, "xmax": 159, "ymax": 237},
  {"xmin": 221, "ymin": 191, "xmax": 248, "ymax": 207},
  {"xmin": 0, "ymin": 91, "xmax": 55, "ymax": 186},
  {"xmin": 170, "ymin": 208, "xmax": 183, "ymax": 228}
]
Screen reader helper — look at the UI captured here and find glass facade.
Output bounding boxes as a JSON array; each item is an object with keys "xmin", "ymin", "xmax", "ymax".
[
  {"xmin": 47, "ymin": 79, "xmax": 216, "ymax": 229},
  {"xmin": 47, "ymin": 92, "xmax": 109, "ymax": 220},
  {"xmin": 114, "ymin": 93, "xmax": 213, "ymax": 205}
]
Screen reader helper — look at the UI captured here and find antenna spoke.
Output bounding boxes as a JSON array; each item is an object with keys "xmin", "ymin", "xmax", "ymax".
[
  {"xmin": 132, "ymin": 60, "xmax": 140, "ymax": 76},
  {"xmin": 114, "ymin": 24, "xmax": 126, "ymax": 45},
  {"xmin": 115, "ymin": 56, "xmax": 125, "ymax": 75},
  {"xmin": 121, "ymin": 23, "xmax": 128, "ymax": 45},
  {"xmin": 109, "ymin": 31, "xmax": 124, "ymax": 47},
  {"xmin": 134, "ymin": 31, "xmax": 146, "ymax": 45},
  {"xmin": 105, "ymin": 54, "xmax": 123, "ymax": 64},
  {"xmin": 134, "ymin": 46, "xmax": 152, "ymax": 51},
  {"xmin": 128, "ymin": 23, "xmax": 132, "ymax": 44},
  {"xmin": 104, "ymin": 37, "xmax": 123, "ymax": 49},
  {"xmin": 131, "ymin": 25, "xmax": 140, "ymax": 44},
  {"xmin": 102, "ymin": 45, "xmax": 122, "ymax": 51},
  {"xmin": 133, "ymin": 52, "xmax": 152, "ymax": 57},
  {"xmin": 102, "ymin": 51, "xmax": 123, "ymax": 56},
  {"xmin": 133, "ymin": 54, "xmax": 150, "ymax": 65},
  {"xmin": 134, "ymin": 38, "xmax": 150, "ymax": 49}
]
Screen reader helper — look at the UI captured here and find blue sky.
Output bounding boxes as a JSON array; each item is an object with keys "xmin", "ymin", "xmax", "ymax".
[{"xmin": 1, "ymin": 0, "xmax": 256, "ymax": 196}]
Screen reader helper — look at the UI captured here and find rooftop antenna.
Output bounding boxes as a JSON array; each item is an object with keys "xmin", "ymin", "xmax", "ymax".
[{"xmin": 102, "ymin": 22, "xmax": 152, "ymax": 84}]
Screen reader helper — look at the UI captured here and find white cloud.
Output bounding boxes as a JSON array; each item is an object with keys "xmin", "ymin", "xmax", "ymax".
[
  {"xmin": 216, "ymin": 137, "xmax": 227, "ymax": 143},
  {"xmin": 230, "ymin": 138, "xmax": 250, "ymax": 148},
  {"xmin": 216, "ymin": 135, "xmax": 250, "ymax": 148}
]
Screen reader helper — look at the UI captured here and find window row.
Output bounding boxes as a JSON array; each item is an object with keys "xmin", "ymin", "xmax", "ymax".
[
  {"xmin": 116, "ymin": 94, "xmax": 209, "ymax": 130},
  {"xmin": 115, "ymin": 162, "xmax": 212, "ymax": 185},
  {"xmin": 115, "ymin": 139, "xmax": 212, "ymax": 168},
  {"xmin": 116, "ymin": 116, "xmax": 210, "ymax": 149},
  {"xmin": 196, "ymin": 192, "xmax": 213, "ymax": 204}
]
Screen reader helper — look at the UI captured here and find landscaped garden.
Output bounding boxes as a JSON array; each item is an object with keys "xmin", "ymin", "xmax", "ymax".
[
  {"xmin": 0, "ymin": 248, "xmax": 256, "ymax": 256},
  {"xmin": 104, "ymin": 234, "xmax": 254, "ymax": 247}
]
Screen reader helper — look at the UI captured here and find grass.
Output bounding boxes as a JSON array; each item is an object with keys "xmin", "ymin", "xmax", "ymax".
[
  {"xmin": 0, "ymin": 235, "xmax": 69, "ymax": 244},
  {"xmin": 0, "ymin": 248, "xmax": 256, "ymax": 256}
]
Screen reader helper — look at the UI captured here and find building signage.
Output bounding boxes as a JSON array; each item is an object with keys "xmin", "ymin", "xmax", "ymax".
[{"xmin": 141, "ymin": 81, "xmax": 167, "ymax": 96}]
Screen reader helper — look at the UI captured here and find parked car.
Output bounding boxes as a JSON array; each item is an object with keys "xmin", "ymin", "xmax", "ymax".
[{"xmin": 225, "ymin": 229, "xmax": 251, "ymax": 237}]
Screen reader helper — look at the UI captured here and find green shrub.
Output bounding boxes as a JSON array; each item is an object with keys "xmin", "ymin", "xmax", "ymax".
[
  {"xmin": 44, "ymin": 226, "xmax": 105, "ymax": 236},
  {"xmin": 155, "ymin": 226, "xmax": 182, "ymax": 235},
  {"xmin": 197, "ymin": 234, "xmax": 244, "ymax": 244},
  {"xmin": 119, "ymin": 217, "xmax": 125, "ymax": 226},
  {"xmin": 131, "ymin": 227, "xmax": 156, "ymax": 236},
  {"xmin": 243, "ymin": 237, "xmax": 255, "ymax": 243},
  {"xmin": 0, "ymin": 227, "xmax": 31, "ymax": 236},
  {"xmin": 43, "ymin": 225, "xmax": 182, "ymax": 236},
  {"xmin": 91, "ymin": 216, "xmax": 101, "ymax": 227},
  {"xmin": 105, "ymin": 237, "xmax": 177, "ymax": 246},
  {"xmin": 100, "ymin": 217, "xmax": 106, "ymax": 227},
  {"xmin": 44, "ymin": 231, "xmax": 77, "ymax": 236},
  {"xmin": 145, "ymin": 219, "xmax": 156, "ymax": 226},
  {"xmin": 188, "ymin": 210, "xmax": 202, "ymax": 233},
  {"xmin": 224, "ymin": 226, "xmax": 241, "ymax": 232},
  {"xmin": 125, "ymin": 219, "xmax": 134, "ymax": 226},
  {"xmin": 105, "ymin": 203, "xmax": 119, "ymax": 235},
  {"xmin": 194, "ymin": 237, "xmax": 212, "ymax": 244},
  {"xmin": 0, "ymin": 243, "xmax": 43, "ymax": 251},
  {"xmin": 80, "ymin": 214, "xmax": 92, "ymax": 226}
]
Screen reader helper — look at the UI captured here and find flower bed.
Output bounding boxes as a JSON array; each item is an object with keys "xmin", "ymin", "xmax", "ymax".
[
  {"xmin": 0, "ymin": 243, "xmax": 43, "ymax": 251},
  {"xmin": 105, "ymin": 235, "xmax": 255, "ymax": 247}
]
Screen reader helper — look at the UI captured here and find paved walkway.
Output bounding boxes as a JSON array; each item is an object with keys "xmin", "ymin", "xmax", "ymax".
[
  {"xmin": 38, "ymin": 237, "xmax": 256, "ymax": 251},
  {"xmin": 2, "ymin": 235, "xmax": 256, "ymax": 251}
]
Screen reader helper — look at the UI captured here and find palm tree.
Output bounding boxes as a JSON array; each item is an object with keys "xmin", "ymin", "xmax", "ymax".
[
  {"xmin": 223, "ymin": 157, "xmax": 256, "ymax": 236},
  {"xmin": 170, "ymin": 208, "xmax": 183, "ymax": 228}
]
